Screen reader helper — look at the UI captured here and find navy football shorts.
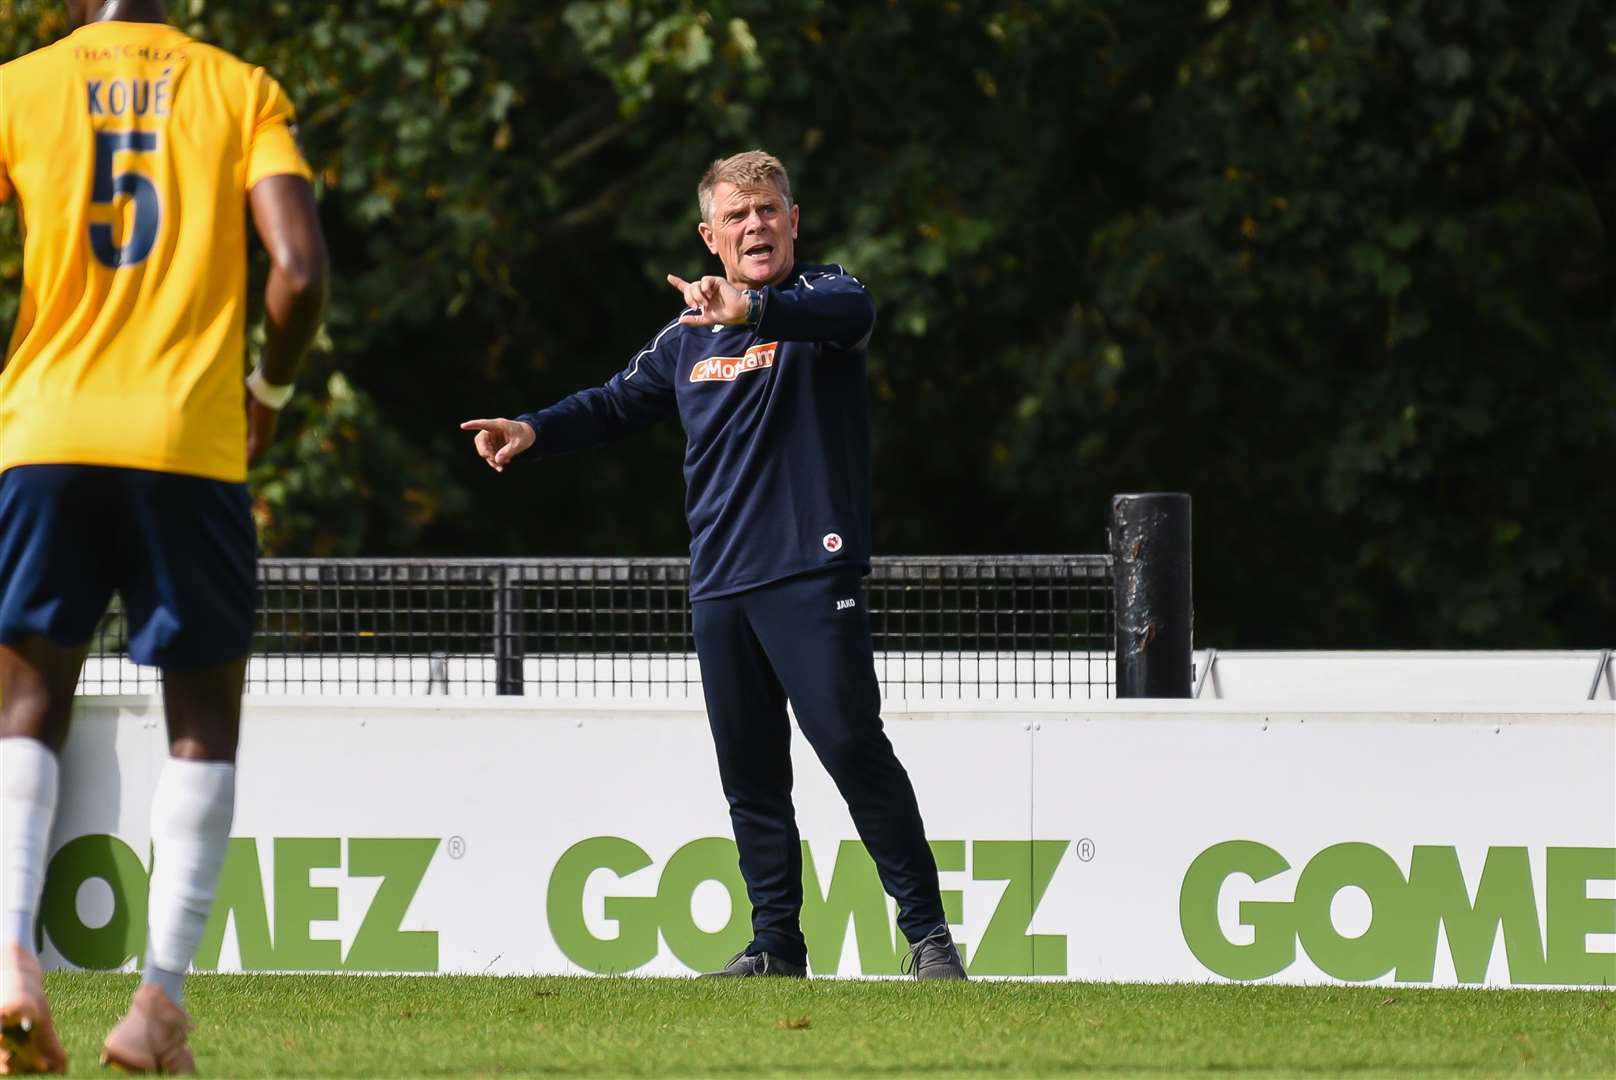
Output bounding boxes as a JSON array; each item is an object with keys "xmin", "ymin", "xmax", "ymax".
[{"xmin": 0, "ymin": 464, "xmax": 257, "ymax": 670}]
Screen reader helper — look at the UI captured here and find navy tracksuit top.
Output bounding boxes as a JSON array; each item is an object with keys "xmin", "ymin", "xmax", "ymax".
[{"xmin": 518, "ymin": 264, "xmax": 874, "ymax": 601}]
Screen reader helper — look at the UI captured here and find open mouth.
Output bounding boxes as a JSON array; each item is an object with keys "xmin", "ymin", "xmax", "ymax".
[{"xmin": 743, "ymin": 242, "xmax": 775, "ymax": 259}]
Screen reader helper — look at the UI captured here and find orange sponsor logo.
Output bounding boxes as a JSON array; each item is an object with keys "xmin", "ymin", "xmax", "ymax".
[{"xmin": 690, "ymin": 342, "xmax": 778, "ymax": 383}]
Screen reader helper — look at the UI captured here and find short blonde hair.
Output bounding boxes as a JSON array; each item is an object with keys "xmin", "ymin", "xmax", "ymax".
[{"xmin": 697, "ymin": 150, "xmax": 793, "ymax": 224}]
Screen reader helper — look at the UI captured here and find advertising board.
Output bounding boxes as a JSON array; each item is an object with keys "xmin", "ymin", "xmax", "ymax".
[{"xmin": 39, "ymin": 699, "xmax": 1615, "ymax": 987}]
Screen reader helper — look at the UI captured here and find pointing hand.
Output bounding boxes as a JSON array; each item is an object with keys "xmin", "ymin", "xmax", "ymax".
[
  {"xmin": 668, "ymin": 274, "xmax": 748, "ymax": 327},
  {"xmin": 459, "ymin": 417, "xmax": 536, "ymax": 473}
]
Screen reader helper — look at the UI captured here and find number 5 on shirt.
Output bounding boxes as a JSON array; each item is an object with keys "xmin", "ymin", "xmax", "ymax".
[{"xmin": 90, "ymin": 130, "xmax": 160, "ymax": 268}]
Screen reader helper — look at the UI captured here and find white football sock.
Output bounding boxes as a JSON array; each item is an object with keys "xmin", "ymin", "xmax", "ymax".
[
  {"xmin": 142, "ymin": 758, "xmax": 235, "ymax": 1007},
  {"xmin": 1, "ymin": 737, "xmax": 59, "ymax": 954}
]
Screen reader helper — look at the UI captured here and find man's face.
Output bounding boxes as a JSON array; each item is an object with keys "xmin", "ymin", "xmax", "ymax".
[{"xmin": 699, "ymin": 181, "xmax": 798, "ymax": 290}]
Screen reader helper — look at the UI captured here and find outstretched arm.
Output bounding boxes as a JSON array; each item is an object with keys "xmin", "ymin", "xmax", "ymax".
[
  {"xmin": 461, "ymin": 320, "xmax": 682, "ymax": 473},
  {"xmin": 247, "ymin": 175, "xmax": 329, "ymax": 462}
]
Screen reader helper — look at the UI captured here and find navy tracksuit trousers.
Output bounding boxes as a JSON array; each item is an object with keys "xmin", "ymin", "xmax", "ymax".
[{"xmin": 692, "ymin": 566, "xmax": 945, "ymax": 967}]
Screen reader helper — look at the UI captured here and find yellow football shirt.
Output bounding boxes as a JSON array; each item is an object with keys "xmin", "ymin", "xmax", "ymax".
[{"xmin": 0, "ymin": 20, "xmax": 312, "ymax": 483}]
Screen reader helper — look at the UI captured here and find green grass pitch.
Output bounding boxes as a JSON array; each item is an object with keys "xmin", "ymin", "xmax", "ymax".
[{"xmin": 40, "ymin": 973, "xmax": 1615, "ymax": 1077}]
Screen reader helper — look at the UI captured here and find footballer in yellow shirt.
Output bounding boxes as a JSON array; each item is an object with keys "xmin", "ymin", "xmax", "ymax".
[
  {"xmin": 0, "ymin": 14, "xmax": 311, "ymax": 480},
  {"xmin": 0, "ymin": 3, "xmax": 327, "ymax": 1075}
]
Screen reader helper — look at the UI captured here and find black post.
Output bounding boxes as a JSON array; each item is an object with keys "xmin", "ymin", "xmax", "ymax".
[
  {"xmin": 493, "ymin": 565, "xmax": 524, "ymax": 696},
  {"xmin": 1110, "ymin": 493, "xmax": 1193, "ymax": 697}
]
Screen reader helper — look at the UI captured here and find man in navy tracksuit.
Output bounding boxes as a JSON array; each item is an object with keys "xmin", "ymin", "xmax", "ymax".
[{"xmin": 462, "ymin": 150, "xmax": 965, "ymax": 979}]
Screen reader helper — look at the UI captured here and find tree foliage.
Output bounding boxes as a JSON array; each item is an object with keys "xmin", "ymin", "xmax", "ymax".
[{"xmin": 2, "ymin": 0, "xmax": 1611, "ymax": 646}]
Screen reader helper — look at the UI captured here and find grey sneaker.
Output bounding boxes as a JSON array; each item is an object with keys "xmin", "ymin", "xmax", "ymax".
[
  {"xmin": 903, "ymin": 925, "xmax": 968, "ymax": 980},
  {"xmin": 703, "ymin": 950, "xmax": 808, "ymax": 978}
]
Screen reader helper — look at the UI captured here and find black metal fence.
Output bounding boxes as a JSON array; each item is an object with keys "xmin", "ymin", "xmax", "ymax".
[{"xmin": 78, "ymin": 555, "xmax": 1115, "ymax": 699}]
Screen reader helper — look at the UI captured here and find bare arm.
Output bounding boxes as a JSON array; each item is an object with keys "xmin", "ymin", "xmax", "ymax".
[
  {"xmin": 246, "ymin": 174, "xmax": 328, "ymax": 461},
  {"xmin": 250, "ymin": 174, "xmax": 327, "ymax": 384}
]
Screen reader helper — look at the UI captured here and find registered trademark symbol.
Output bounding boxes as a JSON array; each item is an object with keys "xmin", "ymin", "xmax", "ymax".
[
  {"xmin": 447, "ymin": 836, "xmax": 466, "ymax": 860},
  {"xmin": 1076, "ymin": 838, "xmax": 1095, "ymax": 862}
]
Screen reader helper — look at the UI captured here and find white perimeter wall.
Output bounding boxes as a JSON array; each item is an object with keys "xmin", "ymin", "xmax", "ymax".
[
  {"xmin": 38, "ymin": 694, "xmax": 1615, "ymax": 988},
  {"xmin": 1196, "ymin": 650, "xmax": 1615, "ymax": 704}
]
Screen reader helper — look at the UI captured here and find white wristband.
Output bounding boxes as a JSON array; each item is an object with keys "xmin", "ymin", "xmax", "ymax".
[{"xmin": 246, "ymin": 366, "xmax": 295, "ymax": 410}]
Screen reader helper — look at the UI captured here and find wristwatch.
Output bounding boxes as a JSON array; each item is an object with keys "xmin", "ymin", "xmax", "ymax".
[{"xmin": 742, "ymin": 288, "xmax": 763, "ymax": 326}]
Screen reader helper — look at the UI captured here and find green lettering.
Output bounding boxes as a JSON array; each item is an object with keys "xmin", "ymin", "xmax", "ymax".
[
  {"xmin": 1544, "ymin": 847, "xmax": 1616, "ymax": 985},
  {"xmin": 802, "ymin": 841, "xmax": 903, "ymax": 975},
  {"xmin": 194, "ymin": 838, "xmax": 275, "ymax": 969},
  {"xmin": 1179, "ymin": 840, "xmax": 1294, "ymax": 980},
  {"xmin": 1184, "ymin": 842, "xmax": 1611, "ymax": 987},
  {"xmin": 931, "ymin": 839, "xmax": 968, "ymax": 967},
  {"xmin": 272, "ymin": 838, "xmax": 342, "ymax": 970},
  {"xmin": 344, "ymin": 839, "xmax": 440, "ymax": 972},
  {"xmin": 1294, "ymin": 842, "xmax": 1406, "ymax": 981},
  {"xmin": 1402, "ymin": 846, "xmax": 1548, "ymax": 983},
  {"xmin": 657, "ymin": 837, "xmax": 750, "ymax": 973},
  {"xmin": 546, "ymin": 837, "xmax": 657, "ymax": 973},
  {"xmin": 41, "ymin": 835, "xmax": 147, "ymax": 970},
  {"xmin": 969, "ymin": 840, "xmax": 1068, "ymax": 976}
]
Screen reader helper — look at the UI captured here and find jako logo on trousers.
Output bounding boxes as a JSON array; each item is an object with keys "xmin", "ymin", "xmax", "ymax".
[
  {"xmin": 689, "ymin": 342, "xmax": 777, "ymax": 383},
  {"xmin": 40, "ymin": 836, "xmax": 440, "ymax": 972},
  {"xmin": 547, "ymin": 837, "xmax": 1071, "ymax": 975},
  {"xmin": 1179, "ymin": 841, "xmax": 1616, "ymax": 985}
]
